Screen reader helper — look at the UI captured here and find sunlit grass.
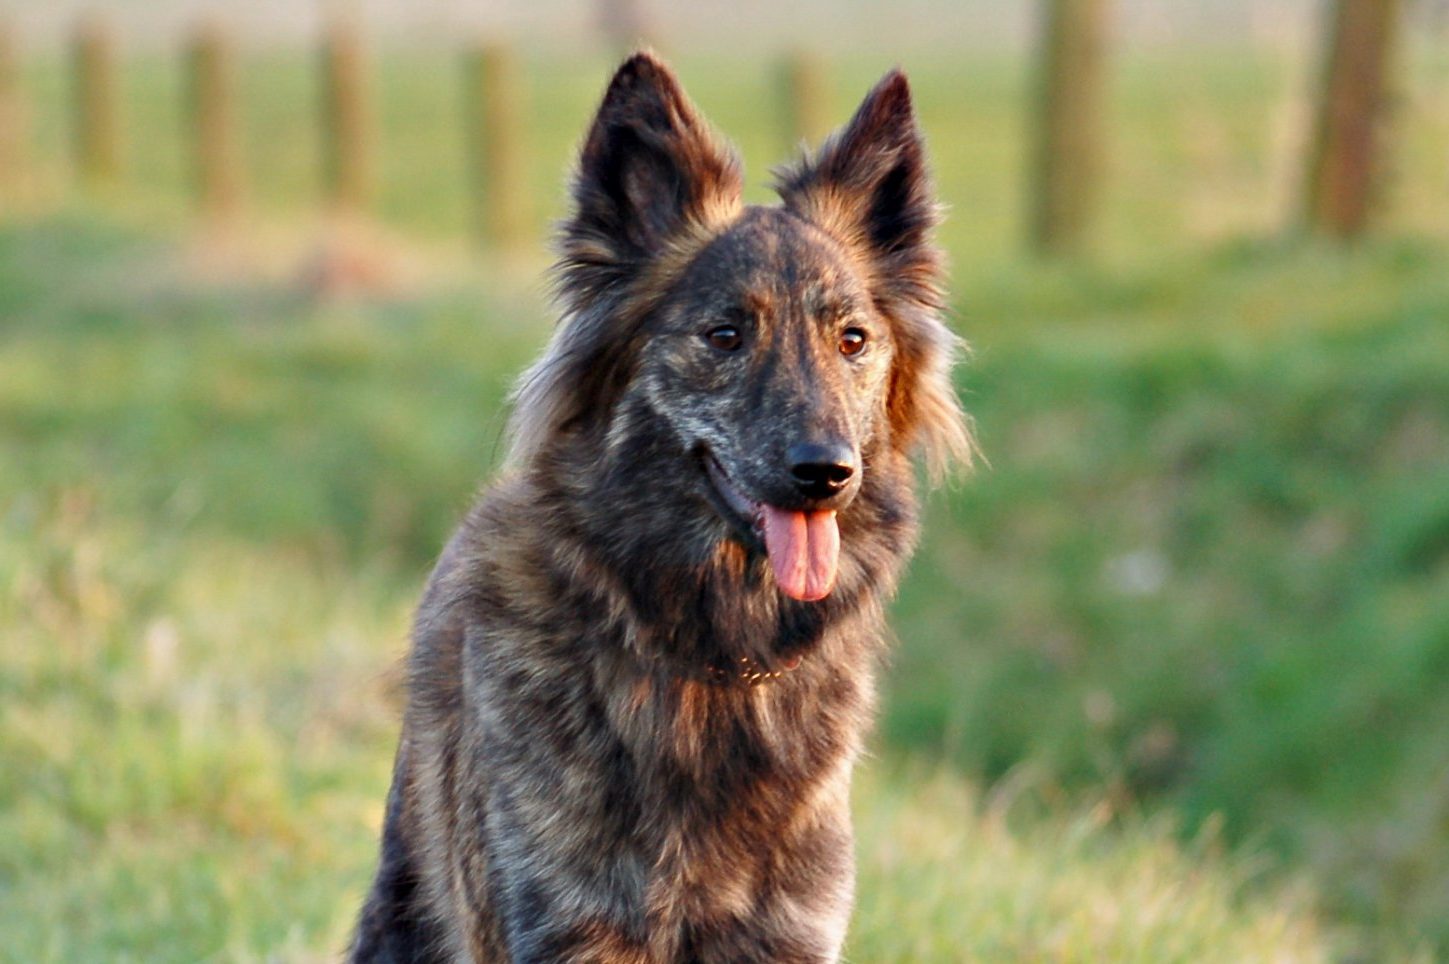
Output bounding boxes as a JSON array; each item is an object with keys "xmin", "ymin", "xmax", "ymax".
[
  {"xmin": 2, "ymin": 37, "xmax": 1448, "ymax": 956},
  {"xmin": 851, "ymin": 764, "xmax": 1336, "ymax": 963},
  {"xmin": 1, "ymin": 502, "xmax": 1340, "ymax": 960}
]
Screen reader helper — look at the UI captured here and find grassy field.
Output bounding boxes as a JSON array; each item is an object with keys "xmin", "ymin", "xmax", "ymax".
[{"xmin": 2, "ymin": 45, "xmax": 1448, "ymax": 961}]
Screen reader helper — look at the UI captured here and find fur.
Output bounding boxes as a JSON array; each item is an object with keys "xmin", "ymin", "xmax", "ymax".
[{"xmin": 350, "ymin": 51, "xmax": 972, "ymax": 963}]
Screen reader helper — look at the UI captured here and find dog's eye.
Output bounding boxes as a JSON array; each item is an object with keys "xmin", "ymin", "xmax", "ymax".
[
  {"xmin": 705, "ymin": 325, "xmax": 743, "ymax": 352},
  {"xmin": 839, "ymin": 328, "xmax": 867, "ymax": 356}
]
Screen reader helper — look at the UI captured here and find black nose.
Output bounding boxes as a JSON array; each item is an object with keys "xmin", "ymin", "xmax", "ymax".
[{"xmin": 787, "ymin": 441, "xmax": 857, "ymax": 500}]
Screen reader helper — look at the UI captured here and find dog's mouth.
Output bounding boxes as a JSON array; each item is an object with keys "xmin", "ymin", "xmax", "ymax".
[{"xmin": 702, "ymin": 453, "xmax": 840, "ymax": 602}]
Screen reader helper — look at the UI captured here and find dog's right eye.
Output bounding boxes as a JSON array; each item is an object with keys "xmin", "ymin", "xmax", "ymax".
[{"xmin": 704, "ymin": 325, "xmax": 743, "ymax": 352}]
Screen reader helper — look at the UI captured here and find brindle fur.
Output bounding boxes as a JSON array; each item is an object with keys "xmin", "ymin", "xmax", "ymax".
[{"xmin": 350, "ymin": 52, "xmax": 972, "ymax": 963}]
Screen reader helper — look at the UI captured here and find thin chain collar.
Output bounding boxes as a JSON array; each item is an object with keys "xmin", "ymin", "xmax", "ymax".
[{"xmin": 703, "ymin": 653, "xmax": 804, "ymax": 686}]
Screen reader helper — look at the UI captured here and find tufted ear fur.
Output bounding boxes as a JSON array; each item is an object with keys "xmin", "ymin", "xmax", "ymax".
[
  {"xmin": 510, "ymin": 52, "xmax": 743, "ymax": 466},
  {"xmin": 775, "ymin": 70, "xmax": 974, "ymax": 478},
  {"xmin": 557, "ymin": 50, "xmax": 743, "ymax": 313}
]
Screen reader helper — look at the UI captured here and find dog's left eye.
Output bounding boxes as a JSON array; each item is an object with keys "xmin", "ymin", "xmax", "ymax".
[
  {"xmin": 839, "ymin": 328, "xmax": 867, "ymax": 356},
  {"xmin": 705, "ymin": 325, "xmax": 744, "ymax": 352}
]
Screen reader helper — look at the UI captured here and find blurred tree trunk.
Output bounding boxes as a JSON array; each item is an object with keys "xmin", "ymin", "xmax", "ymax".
[
  {"xmin": 320, "ymin": 21, "xmax": 374, "ymax": 216},
  {"xmin": 598, "ymin": 0, "xmax": 652, "ymax": 54},
  {"xmin": 73, "ymin": 17, "xmax": 121, "ymax": 193},
  {"xmin": 463, "ymin": 42, "xmax": 529, "ymax": 252},
  {"xmin": 1029, "ymin": 0, "xmax": 1110, "ymax": 257},
  {"xmin": 1301, "ymin": 0, "xmax": 1403, "ymax": 239},
  {"xmin": 0, "ymin": 21, "xmax": 25, "ymax": 210},
  {"xmin": 780, "ymin": 50, "xmax": 831, "ymax": 151},
  {"xmin": 187, "ymin": 22, "xmax": 244, "ymax": 223}
]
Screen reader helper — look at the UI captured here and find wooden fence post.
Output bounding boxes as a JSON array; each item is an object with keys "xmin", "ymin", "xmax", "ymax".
[
  {"xmin": 1301, "ymin": 0, "xmax": 1403, "ymax": 239},
  {"xmin": 0, "ymin": 20, "xmax": 25, "ymax": 209},
  {"xmin": 1029, "ymin": 0, "xmax": 1110, "ymax": 256},
  {"xmin": 186, "ymin": 22, "xmax": 243, "ymax": 221},
  {"xmin": 463, "ymin": 42, "xmax": 528, "ymax": 251},
  {"xmin": 320, "ymin": 21, "xmax": 374, "ymax": 216},
  {"xmin": 597, "ymin": 0, "xmax": 653, "ymax": 55},
  {"xmin": 780, "ymin": 50, "xmax": 830, "ymax": 151},
  {"xmin": 73, "ymin": 17, "xmax": 121, "ymax": 192}
]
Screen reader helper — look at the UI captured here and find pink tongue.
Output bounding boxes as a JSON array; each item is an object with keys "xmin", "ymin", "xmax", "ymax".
[{"xmin": 760, "ymin": 506, "xmax": 840, "ymax": 601}]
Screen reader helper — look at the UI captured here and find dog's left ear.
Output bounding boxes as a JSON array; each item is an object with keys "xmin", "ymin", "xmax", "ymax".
[
  {"xmin": 775, "ymin": 69, "xmax": 938, "ymax": 316},
  {"xmin": 776, "ymin": 71, "xmax": 973, "ymax": 477}
]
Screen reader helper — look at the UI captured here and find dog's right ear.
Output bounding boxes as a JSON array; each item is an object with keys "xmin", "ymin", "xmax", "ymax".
[
  {"xmin": 559, "ymin": 51, "xmax": 743, "ymax": 308},
  {"xmin": 511, "ymin": 54, "xmax": 740, "ymax": 467}
]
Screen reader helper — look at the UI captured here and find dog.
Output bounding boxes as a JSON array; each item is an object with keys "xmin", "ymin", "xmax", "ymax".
[{"xmin": 350, "ymin": 51, "xmax": 972, "ymax": 963}]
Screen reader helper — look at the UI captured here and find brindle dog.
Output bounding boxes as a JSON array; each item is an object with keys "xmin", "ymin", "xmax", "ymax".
[{"xmin": 350, "ymin": 51, "xmax": 972, "ymax": 963}]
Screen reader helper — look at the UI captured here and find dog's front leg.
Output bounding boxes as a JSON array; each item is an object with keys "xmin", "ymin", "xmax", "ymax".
[{"xmin": 473, "ymin": 767, "xmax": 652, "ymax": 964}]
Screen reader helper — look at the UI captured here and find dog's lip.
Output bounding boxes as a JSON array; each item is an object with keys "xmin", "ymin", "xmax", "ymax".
[{"xmin": 701, "ymin": 453, "xmax": 764, "ymax": 541}]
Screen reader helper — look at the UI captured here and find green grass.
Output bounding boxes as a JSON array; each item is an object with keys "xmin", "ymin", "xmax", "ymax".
[
  {"xmin": 2, "ymin": 215, "xmax": 1444, "ymax": 960},
  {"xmin": 3, "ymin": 42, "xmax": 1449, "ymax": 961},
  {"xmin": 0, "ymin": 487, "xmax": 1334, "ymax": 962},
  {"xmin": 850, "ymin": 764, "xmax": 1330, "ymax": 962},
  {"xmin": 895, "ymin": 241, "xmax": 1449, "ymax": 954}
]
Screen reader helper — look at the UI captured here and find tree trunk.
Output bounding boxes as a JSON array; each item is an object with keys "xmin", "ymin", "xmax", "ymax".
[
  {"xmin": 320, "ymin": 22, "xmax": 374, "ymax": 216},
  {"xmin": 187, "ymin": 22, "xmax": 243, "ymax": 222},
  {"xmin": 780, "ymin": 50, "xmax": 830, "ymax": 152},
  {"xmin": 0, "ymin": 21, "xmax": 25, "ymax": 209},
  {"xmin": 598, "ymin": 0, "xmax": 652, "ymax": 55},
  {"xmin": 73, "ymin": 17, "xmax": 120, "ymax": 192},
  {"xmin": 1302, "ymin": 0, "xmax": 1403, "ymax": 239},
  {"xmin": 463, "ymin": 43, "xmax": 528, "ymax": 251},
  {"xmin": 1029, "ymin": 0, "xmax": 1110, "ymax": 257}
]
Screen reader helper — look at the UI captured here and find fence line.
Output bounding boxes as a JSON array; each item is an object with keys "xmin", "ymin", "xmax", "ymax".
[{"xmin": 6, "ymin": 9, "xmax": 1428, "ymax": 254}]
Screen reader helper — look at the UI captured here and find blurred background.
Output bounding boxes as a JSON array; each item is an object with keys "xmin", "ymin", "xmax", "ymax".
[{"xmin": 1, "ymin": 0, "xmax": 1447, "ymax": 960}]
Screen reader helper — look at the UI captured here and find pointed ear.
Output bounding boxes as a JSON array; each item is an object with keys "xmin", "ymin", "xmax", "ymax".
[
  {"xmin": 511, "ymin": 54, "xmax": 740, "ymax": 467},
  {"xmin": 774, "ymin": 69, "xmax": 939, "ymax": 314},
  {"xmin": 777, "ymin": 70, "xmax": 973, "ymax": 478},
  {"xmin": 559, "ymin": 52, "xmax": 743, "ymax": 310}
]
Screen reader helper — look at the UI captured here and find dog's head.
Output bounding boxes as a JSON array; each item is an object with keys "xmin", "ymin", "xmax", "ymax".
[{"xmin": 511, "ymin": 52, "xmax": 972, "ymax": 603}]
